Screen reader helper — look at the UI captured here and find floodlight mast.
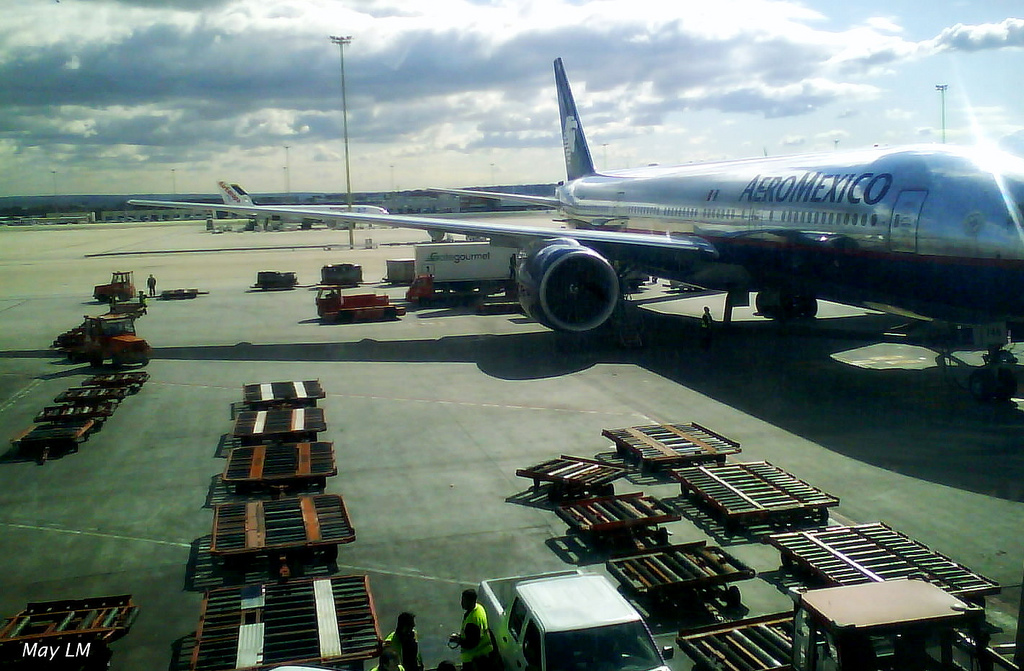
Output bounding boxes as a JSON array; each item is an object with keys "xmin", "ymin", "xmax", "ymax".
[{"xmin": 330, "ymin": 34, "xmax": 355, "ymax": 248}]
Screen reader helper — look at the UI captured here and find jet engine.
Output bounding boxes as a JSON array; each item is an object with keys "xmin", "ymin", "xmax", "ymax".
[{"xmin": 517, "ymin": 238, "xmax": 620, "ymax": 332}]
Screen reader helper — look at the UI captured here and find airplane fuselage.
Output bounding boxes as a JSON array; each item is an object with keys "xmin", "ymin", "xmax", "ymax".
[{"xmin": 558, "ymin": 145, "xmax": 1024, "ymax": 324}]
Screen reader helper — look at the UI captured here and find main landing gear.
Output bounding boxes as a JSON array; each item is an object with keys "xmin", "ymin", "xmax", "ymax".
[
  {"xmin": 968, "ymin": 345, "xmax": 1018, "ymax": 402},
  {"xmin": 755, "ymin": 288, "xmax": 818, "ymax": 321}
]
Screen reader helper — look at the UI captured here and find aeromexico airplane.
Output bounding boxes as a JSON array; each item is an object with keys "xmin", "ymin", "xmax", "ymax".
[{"xmin": 131, "ymin": 58, "xmax": 1024, "ymax": 399}]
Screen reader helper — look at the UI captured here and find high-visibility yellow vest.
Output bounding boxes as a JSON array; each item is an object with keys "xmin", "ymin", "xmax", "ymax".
[{"xmin": 461, "ymin": 603, "xmax": 494, "ymax": 662}]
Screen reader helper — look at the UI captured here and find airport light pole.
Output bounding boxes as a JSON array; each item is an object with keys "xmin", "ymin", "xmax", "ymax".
[
  {"xmin": 936, "ymin": 84, "xmax": 948, "ymax": 144},
  {"xmin": 284, "ymin": 145, "xmax": 291, "ymax": 196},
  {"xmin": 171, "ymin": 168, "xmax": 177, "ymax": 195},
  {"xmin": 51, "ymin": 170, "xmax": 57, "ymax": 199},
  {"xmin": 330, "ymin": 34, "xmax": 355, "ymax": 248}
]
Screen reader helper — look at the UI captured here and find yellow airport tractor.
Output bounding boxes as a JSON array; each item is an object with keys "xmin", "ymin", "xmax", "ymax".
[{"xmin": 93, "ymin": 270, "xmax": 136, "ymax": 303}]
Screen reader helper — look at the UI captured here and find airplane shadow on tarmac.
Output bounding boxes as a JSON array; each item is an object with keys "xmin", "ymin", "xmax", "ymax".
[{"xmin": 4, "ymin": 309, "xmax": 1024, "ymax": 499}]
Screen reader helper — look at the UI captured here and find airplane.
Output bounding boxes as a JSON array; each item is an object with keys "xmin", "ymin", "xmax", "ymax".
[
  {"xmin": 131, "ymin": 58, "xmax": 1024, "ymax": 400},
  {"xmin": 217, "ymin": 180, "xmax": 389, "ymax": 216}
]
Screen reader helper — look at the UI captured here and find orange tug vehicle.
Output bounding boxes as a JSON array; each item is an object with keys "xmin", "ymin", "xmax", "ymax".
[
  {"xmin": 315, "ymin": 288, "xmax": 406, "ymax": 323},
  {"xmin": 53, "ymin": 314, "xmax": 151, "ymax": 367},
  {"xmin": 93, "ymin": 270, "xmax": 136, "ymax": 303}
]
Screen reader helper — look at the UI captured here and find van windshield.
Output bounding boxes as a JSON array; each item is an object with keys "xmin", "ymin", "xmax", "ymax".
[{"xmin": 544, "ymin": 621, "xmax": 663, "ymax": 671}]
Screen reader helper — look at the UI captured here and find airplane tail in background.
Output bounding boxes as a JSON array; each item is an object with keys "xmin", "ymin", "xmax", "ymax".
[
  {"xmin": 554, "ymin": 58, "xmax": 596, "ymax": 181},
  {"xmin": 218, "ymin": 181, "xmax": 254, "ymax": 206}
]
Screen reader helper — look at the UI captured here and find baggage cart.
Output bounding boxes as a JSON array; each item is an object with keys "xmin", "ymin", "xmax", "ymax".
[
  {"xmin": 515, "ymin": 455, "xmax": 625, "ymax": 500},
  {"xmin": 34, "ymin": 402, "xmax": 116, "ymax": 425},
  {"xmin": 602, "ymin": 422, "xmax": 741, "ymax": 469},
  {"xmin": 0, "ymin": 594, "xmax": 139, "ymax": 663},
  {"xmin": 767, "ymin": 522, "xmax": 1001, "ymax": 605},
  {"xmin": 672, "ymin": 461, "xmax": 839, "ymax": 532},
  {"xmin": 159, "ymin": 288, "xmax": 204, "ymax": 299},
  {"xmin": 210, "ymin": 494, "xmax": 355, "ymax": 566},
  {"xmin": 55, "ymin": 386, "xmax": 128, "ymax": 405},
  {"xmin": 607, "ymin": 541, "xmax": 755, "ymax": 608},
  {"xmin": 676, "ymin": 612, "xmax": 794, "ymax": 671},
  {"xmin": 231, "ymin": 408, "xmax": 327, "ymax": 446},
  {"xmin": 222, "ymin": 442, "xmax": 337, "ymax": 494},
  {"xmin": 557, "ymin": 492, "xmax": 681, "ymax": 545},
  {"xmin": 11, "ymin": 421, "xmax": 94, "ymax": 463},
  {"xmin": 253, "ymin": 271, "xmax": 298, "ymax": 291},
  {"xmin": 82, "ymin": 371, "xmax": 150, "ymax": 393},
  {"xmin": 190, "ymin": 576, "xmax": 381, "ymax": 671},
  {"xmin": 241, "ymin": 380, "xmax": 325, "ymax": 410}
]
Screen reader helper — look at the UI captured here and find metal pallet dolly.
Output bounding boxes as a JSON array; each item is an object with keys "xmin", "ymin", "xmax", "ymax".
[
  {"xmin": 515, "ymin": 455, "xmax": 625, "ymax": 500},
  {"xmin": 602, "ymin": 422, "xmax": 741, "ymax": 469},
  {"xmin": 242, "ymin": 380, "xmax": 326, "ymax": 411},
  {"xmin": 54, "ymin": 386, "xmax": 128, "ymax": 405},
  {"xmin": 191, "ymin": 576, "xmax": 381, "ymax": 671},
  {"xmin": 211, "ymin": 494, "xmax": 355, "ymax": 568},
  {"xmin": 222, "ymin": 442, "xmax": 337, "ymax": 494},
  {"xmin": 82, "ymin": 371, "xmax": 150, "ymax": 393},
  {"xmin": 10, "ymin": 421, "xmax": 95, "ymax": 463},
  {"xmin": 557, "ymin": 492, "xmax": 681, "ymax": 545},
  {"xmin": 0, "ymin": 594, "xmax": 139, "ymax": 663},
  {"xmin": 676, "ymin": 613, "xmax": 794, "ymax": 671},
  {"xmin": 672, "ymin": 461, "xmax": 839, "ymax": 531},
  {"xmin": 767, "ymin": 522, "xmax": 1001, "ymax": 605},
  {"xmin": 231, "ymin": 408, "xmax": 327, "ymax": 446},
  {"xmin": 606, "ymin": 541, "xmax": 755, "ymax": 607},
  {"xmin": 34, "ymin": 402, "xmax": 117, "ymax": 426}
]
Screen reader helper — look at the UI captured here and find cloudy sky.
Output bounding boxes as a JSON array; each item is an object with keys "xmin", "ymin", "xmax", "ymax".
[{"xmin": 2, "ymin": 0, "xmax": 1023, "ymax": 197}]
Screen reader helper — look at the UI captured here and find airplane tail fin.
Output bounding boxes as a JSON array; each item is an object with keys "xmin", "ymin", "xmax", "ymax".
[
  {"xmin": 217, "ymin": 181, "xmax": 254, "ymax": 206},
  {"xmin": 554, "ymin": 58, "xmax": 597, "ymax": 181}
]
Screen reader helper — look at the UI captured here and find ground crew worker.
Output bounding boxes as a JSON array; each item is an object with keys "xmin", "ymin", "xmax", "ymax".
[
  {"xmin": 147, "ymin": 273, "xmax": 157, "ymax": 297},
  {"xmin": 451, "ymin": 589, "xmax": 494, "ymax": 671},
  {"xmin": 384, "ymin": 612, "xmax": 423, "ymax": 671},
  {"xmin": 369, "ymin": 648, "xmax": 404, "ymax": 671},
  {"xmin": 700, "ymin": 305, "xmax": 714, "ymax": 349}
]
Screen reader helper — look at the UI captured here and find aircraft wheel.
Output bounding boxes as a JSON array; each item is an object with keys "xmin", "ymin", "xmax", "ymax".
[
  {"xmin": 796, "ymin": 294, "xmax": 818, "ymax": 318},
  {"xmin": 969, "ymin": 369, "xmax": 996, "ymax": 401},
  {"xmin": 995, "ymin": 368, "xmax": 1017, "ymax": 401},
  {"xmin": 755, "ymin": 290, "xmax": 780, "ymax": 319}
]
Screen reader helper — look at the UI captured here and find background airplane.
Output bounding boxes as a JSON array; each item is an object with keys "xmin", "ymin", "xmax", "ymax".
[{"xmin": 132, "ymin": 59, "xmax": 1024, "ymax": 400}]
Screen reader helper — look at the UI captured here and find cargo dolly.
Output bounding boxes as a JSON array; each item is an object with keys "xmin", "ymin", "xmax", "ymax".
[
  {"xmin": 10, "ymin": 421, "xmax": 95, "ymax": 463},
  {"xmin": 222, "ymin": 442, "xmax": 338, "ymax": 495},
  {"xmin": 0, "ymin": 594, "xmax": 139, "ymax": 663},
  {"xmin": 211, "ymin": 494, "xmax": 355, "ymax": 570},
  {"xmin": 766, "ymin": 522, "xmax": 1001, "ymax": 605},
  {"xmin": 34, "ymin": 401, "xmax": 117, "ymax": 424},
  {"xmin": 676, "ymin": 612, "xmax": 794, "ymax": 671},
  {"xmin": 242, "ymin": 380, "xmax": 326, "ymax": 410},
  {"xmin": 602, "ymin": 422, "xmax": 741, "ymax": 470},
  {"xmin": 672, "ymin": 461, "xmax": 839, "ymax": 532},
  {"xmin": 231, "ymin": 408, "xmax": 327, "ymax": 446},
  {"xmin": 190, "ymin": 575, "xmax": 381, "ymax": 671},
  {"xmin": 606, "ymin": 541, "xmax": 755, "ymax": 608},
  {"xmin": 515, "ymin": 455, "xmax": 626, "ymax": 500},
  {"xmin": 54, "ymin": 386, "xmax": 128, "ymax": 405},
  {"xmin": 557, "ymin": 492, "xmax": 681, "ymax": 545},
  {"xmin": 82, "ymin": 371, "xmax": 150, "ymax": 393}
]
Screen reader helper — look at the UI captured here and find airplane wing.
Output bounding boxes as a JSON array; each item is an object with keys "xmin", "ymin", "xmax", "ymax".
[
  {"xmin": 126, "ymin": 198, "xmax": 718, "ymax": 263},
  {"xmin": 428, "ymin": 187, "xmax": 561, "ymax": 208}
]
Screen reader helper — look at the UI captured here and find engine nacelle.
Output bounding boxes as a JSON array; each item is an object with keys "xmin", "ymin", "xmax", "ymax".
[{"xmin": 517, "ymin": 238, "xmax": 620, "ymax": 332}]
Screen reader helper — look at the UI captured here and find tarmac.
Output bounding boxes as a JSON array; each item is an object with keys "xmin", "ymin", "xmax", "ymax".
[{"xmin": 0, "ymin": 214, "xmax": 1021, "ymax": 670}]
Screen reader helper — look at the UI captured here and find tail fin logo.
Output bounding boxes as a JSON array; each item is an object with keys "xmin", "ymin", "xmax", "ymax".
[
  {"xmin": 562, "ymin": 115, "xmax": 579, "ymax": 165},
  {"xmin": 218, "ymin": 181, "xmax": 242, "ymax": 204}
]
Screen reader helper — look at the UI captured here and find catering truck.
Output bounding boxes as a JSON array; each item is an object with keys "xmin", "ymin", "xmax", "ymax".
[
  {"xmin": 479, "ymin": 570, "xmax": 672, "ymax": 671},
  {"xmin": 405, "ymin": 242, "xmax": 517, "ymax": 304}
]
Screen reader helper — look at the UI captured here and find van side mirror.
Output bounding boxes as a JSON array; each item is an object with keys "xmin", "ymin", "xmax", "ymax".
[{"xmin": 662, "ymin": 645, "xmax": 674, "ymax": 660}]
